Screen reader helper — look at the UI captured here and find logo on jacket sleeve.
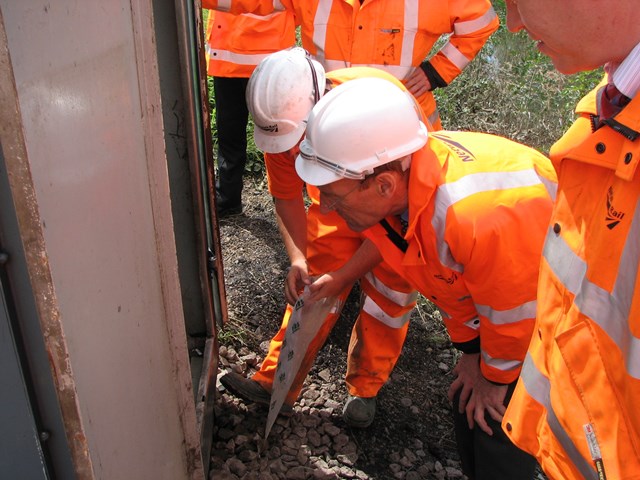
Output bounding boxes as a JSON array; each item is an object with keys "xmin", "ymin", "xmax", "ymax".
[{"xmin": 605, "ymin": 186, "xmax": 625, "ymax": 230}]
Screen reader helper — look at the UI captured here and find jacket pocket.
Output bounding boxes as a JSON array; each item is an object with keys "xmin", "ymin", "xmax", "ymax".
[{"xmin": 555, "ymin": 320, "xmax": 640, "ymax": 477}]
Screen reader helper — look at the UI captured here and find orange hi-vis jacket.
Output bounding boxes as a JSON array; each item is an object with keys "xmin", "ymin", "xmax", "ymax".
[
  {"xmin": 204, "ymin": 10, "xmax": 295, "ymax": 78},
  {"xmin": 253, "ymin": 67, "xmax": 420, "ymax": 403},
  {"xmin": 203, "ymin": 0, "xmax": 498, "ymax": 128},
  {"xmin": 503, "ymin": 85, "xmax": 640, "ymax": 479},
  {"xmin": 363, "ymin": 131, "xmax": 557, "ymax": 384}
]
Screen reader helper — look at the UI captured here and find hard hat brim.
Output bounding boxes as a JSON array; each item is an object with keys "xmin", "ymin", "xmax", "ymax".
[
  {"xmin": 295, "ymin": 153, "xmax": 344, "ymax": 186},
  {"xmin": 254, "ymin": 122, "xmax": 306, "ymax": 154}
]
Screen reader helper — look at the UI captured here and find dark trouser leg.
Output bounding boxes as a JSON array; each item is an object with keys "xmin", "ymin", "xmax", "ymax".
[
  {"xmin": 452, "ymin": 381, "xmax": 538, "ymax": 480},
  {"xmin": 213, "ymin": 76, "xmax": 249, "ymax": 211}
]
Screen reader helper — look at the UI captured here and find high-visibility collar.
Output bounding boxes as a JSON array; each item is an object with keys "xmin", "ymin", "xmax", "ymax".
[{"xmin": 550, "ymin": 95, "xmax": 640, "ymax": 181}]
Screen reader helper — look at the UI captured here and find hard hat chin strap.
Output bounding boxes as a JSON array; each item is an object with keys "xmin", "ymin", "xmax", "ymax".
[{"xmin": 304, "ymin": 56, "xmax": 321, "ymax": 104}]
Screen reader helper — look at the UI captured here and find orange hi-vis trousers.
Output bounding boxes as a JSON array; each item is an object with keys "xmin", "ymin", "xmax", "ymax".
[{"xmin": 252, "ymin": 203, "xmax": 417, "ymax": 406}]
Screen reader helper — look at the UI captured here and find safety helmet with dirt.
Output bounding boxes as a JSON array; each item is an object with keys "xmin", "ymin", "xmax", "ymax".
[
  {"xmin": 295, "ymin": 77, "xmax": 428, "ymax": 186},
  {"xmin": 246, "ymin": 47, "xmax": 326, "ymax": 154}
]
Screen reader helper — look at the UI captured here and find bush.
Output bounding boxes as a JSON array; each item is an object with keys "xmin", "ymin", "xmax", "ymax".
[{"xmin": 436, "ymin": 1, "xmax": 602, "ymax": 152}]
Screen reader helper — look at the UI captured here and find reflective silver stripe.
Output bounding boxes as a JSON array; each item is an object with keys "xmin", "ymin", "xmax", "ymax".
[
  {"xmin": 614, "ymin": 196, "xmax": 640, "ymax": 378},
  {"xmin": 205, "ymin": 45, "xmax": 271, "ymax": 66},
  {"xmin": 538, "ymin": 174, "xmax": 557, "ymax": 202},
  {"xmin": 362, "ymin": 295, "xmax": 412, "ymax": 328},
  {"xmin": 217, "ymin": 0, "xmax": 232, "ymax": 12},
  {"xmin": 324, "ymin": 58, "xmax": 351, "ymax": 71},
  {"xmin": 439, "ymin": 41, "xmax": 470, "ymax": 71},
  {"xmin": 320, "ymin": 0, "xmax": 418, "ymax": 79},
  {"xmin": 312, "ymin": 0, "xmax": 333, "ymax": 66},
  {"xmin": 520, "ymin": 354, "xmax": 600, "ymax": 479},
  {"xmin": 453, "ymin": 7, "xmax": 497, "ymax": 35},
  {"xmin": 433, "ymin": 169, "xmax": 546, "ymax": 272},
  {"xmin": 363, "ymin": 272, "xmax": 419, "ymax": 307},
  {"xmin": 463, "ymin": 316, "xmax": 480, "ymax": 330},
  {"xmin": 242, "ymin": 11, "xmax": 282, "ymax": 20},
  {"xmin": 400, "ymin": 0, "xmax": 419, "ymax": 71},
  {"xmin": 543, "ymin": 197, "xmax": 640, "ymax": 379},
  {"xmin": 480, "ymin": 351, "xmax": 522, "ymax": 372},
  {"xmin": 475, "ymin": 300, "xmax": 536, "ymax": 326},
  {"xmin": 427, "ymin": 108, "xmax": 440, "ymax": 127}
]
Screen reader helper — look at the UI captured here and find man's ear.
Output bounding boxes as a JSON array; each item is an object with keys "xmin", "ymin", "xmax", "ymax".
[{"xmin": 375, "ymin": 171, "xmax": 399, "ymax": 198}]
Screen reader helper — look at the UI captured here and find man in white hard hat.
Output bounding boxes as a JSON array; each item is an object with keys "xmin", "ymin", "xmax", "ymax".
[
  {"xmin": 296, "ymin": 76, "xmax": 557, "ymax": 479},
  {"xmin": 500, "ymin": 2, "xmax": 640, "ymax": 479},
  {"xmin": 220, "ymin": 48, "xmax": 420, "ymax": 428}
]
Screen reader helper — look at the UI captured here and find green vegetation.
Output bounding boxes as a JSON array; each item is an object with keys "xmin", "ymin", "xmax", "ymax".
[
  {"xmin": 436, "ymin": 0, "xmax": 602, "ymax": 152},
  {"xmin": 205, "ymin": 1, "xmax": 602, "ymax": 174}
]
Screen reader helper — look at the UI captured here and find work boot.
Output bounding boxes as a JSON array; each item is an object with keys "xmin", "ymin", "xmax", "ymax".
[
  {"xmin": 219, "ymin": 372, "xmax": 292, "ymax": 415},
  {"xmin": 215, "ymin": 193, "xmax": 243, "ymax": 219},
  {"xmin": 342, "ymin": 396, "xmax": 376, "ymax": 428},
  {"xmin": 216, "ymin": 203, "xmax": 243, "ymax": 219}
]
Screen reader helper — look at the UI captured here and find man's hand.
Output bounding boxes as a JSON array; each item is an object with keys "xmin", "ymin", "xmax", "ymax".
[
  {"xmin": 447, "ymin": 352, "xmax": 508, "ymax": 436},
  {"xmin": 306, "ymin": 271, "xmax": 350, "ymax": 303},
  {"xmin": 464, "ymin": 376, "xmax": 508, "ymax": 436},
  {"xmin": 447, "ymin": 352, "xmax": 481, "ymax": 416},
  {"xmin": 404, "ymin": 67, "xmax": 432, "ymax": 98},
  {"xmin": 285, "ymin": 260, "xmax": 310, "ymax": 305}
]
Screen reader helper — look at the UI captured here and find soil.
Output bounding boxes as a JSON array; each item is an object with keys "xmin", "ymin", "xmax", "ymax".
[{"xmin": 212, "ymin": 175, "xmax": 466, "ymax": 479}]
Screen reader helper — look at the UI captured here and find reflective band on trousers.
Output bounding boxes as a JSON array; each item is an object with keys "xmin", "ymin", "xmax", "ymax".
[
  {"xmin": 362, "ymin": 295, "xmax": 413, "ymax": 328},
  {"xmin": 520, "ymin": 354, "xmax": 600, "ymax": 480},
  {"xmin": 542, "ymin": 197, "xmax": 640, "ymax": 379},
  {"xmin": 363, "ymin": 272, "xmax": 419, "ymax": 307},
  {"xmin": 432, "ymin": 169, "xmax": 554, "ymax": 272},
  {"xmin": 361, "ymin": 272, "xmax": 418, "ymax": 329},
  {"xmin": 475, "ymin": 300, "xmax": 537, "ymax": 326}
]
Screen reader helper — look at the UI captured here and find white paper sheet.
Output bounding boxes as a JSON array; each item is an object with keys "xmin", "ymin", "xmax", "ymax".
[{"xmin": 264, "ymin": 290, "xmax": 338, "ymax": 440}]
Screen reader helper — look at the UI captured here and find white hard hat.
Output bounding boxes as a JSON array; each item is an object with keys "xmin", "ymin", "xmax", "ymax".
[
  {"xmin": 295, "ymin": 77, "xmax": 428, "ymax": 186},
  {"xmin": 246, "ymin": 47, "xmax": 326, "ymax": 153}
]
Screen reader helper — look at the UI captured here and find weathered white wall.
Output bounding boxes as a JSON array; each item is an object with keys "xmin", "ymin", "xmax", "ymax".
[{"xmin": 1, "ymin": 1, "xmax": 202, "ymax": 478}]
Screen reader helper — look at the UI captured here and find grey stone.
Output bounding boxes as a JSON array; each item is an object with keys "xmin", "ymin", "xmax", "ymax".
[{"xmin": 226, "ymin": 458, "xmax": 247, "ymax": 477}]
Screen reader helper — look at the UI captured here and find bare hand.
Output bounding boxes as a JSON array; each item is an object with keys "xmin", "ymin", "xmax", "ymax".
[
  {"xmin": 404, "ymin": 67, "xmax": 432, "ymax": 98},
  {"xmin": 464, "ymin": 375, "xmax": 508, "ymax": 435},
  {"xmin": 285, "ymin": 261, "xmax": 310, "ymax": 305},
  {"xmin": 447, "ymin": 352, "xmax": 481, "ymax": 415},
  {"xmin": 306, "ymin": 272, "xmax": 350, "ymax": 302}
]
